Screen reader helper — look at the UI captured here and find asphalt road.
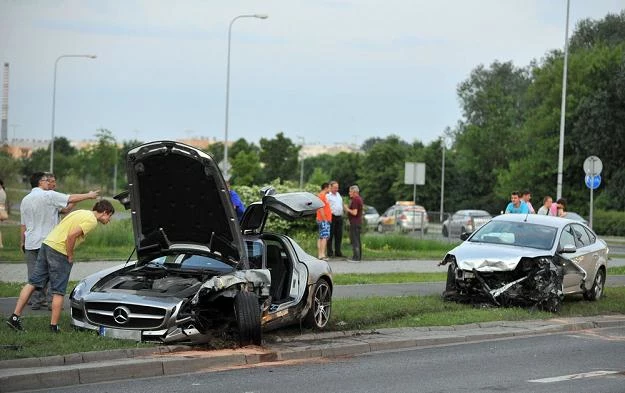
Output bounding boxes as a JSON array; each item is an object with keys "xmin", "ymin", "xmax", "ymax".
[{"xmin": 34, "ymin": 326, "xmax": 625, "ymax": 393}]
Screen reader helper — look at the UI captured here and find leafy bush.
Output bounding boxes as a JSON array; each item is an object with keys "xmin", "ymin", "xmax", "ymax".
[
  {"xmin": 234, "ymin": 180, "xmax": 321, "ymax": 234},
  {"xmin": 592, "ymin": 209, "xmax": 625, "ymax": 236}
]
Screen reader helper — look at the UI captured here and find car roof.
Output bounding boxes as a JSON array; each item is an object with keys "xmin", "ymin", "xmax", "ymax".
[
  {"xmin": 456, "ymin": 209, "xmax": 491, "ymax": 216},
  {"xmin": 491, "ymin": 213, "xmax": 580, "ymax": 229}
]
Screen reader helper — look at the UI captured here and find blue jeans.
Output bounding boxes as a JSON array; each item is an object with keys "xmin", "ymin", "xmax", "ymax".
[{"xmin": 29, "ymin": 244, "xmax": 73, "ymax": 296}]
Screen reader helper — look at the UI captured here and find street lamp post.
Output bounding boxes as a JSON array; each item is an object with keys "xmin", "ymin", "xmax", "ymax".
[
  {"xmin": 556, "ymin": 0, "xmax": 570, "ymax": 200},
  {"xmin": 50, "ymin": 54, "xmax": 97, "ymax": 173},
  {"xmin": 439, "ymin": 137, "xmax": 446, "ymax": 223},
  {"xmin": 297, "ymin": 136, "xmax": 305, "ymax": 190},
  {"xmin": 223, "ymin": 14, "xmax": 268, "ymax": 181}
]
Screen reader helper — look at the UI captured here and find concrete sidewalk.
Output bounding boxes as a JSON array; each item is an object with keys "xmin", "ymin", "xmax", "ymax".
[{"xmin": 1, "ymin": 315, "xmax": 625, "ymax": 392}]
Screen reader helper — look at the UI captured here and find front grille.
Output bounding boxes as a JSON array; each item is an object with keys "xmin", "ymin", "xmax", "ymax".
[
  {"xmin": 71, "ymin": 306, "xmax": 85, "ymax": 321},
  {"xmin": 85, "ymin": 301, "xmax": 169, "ymax": 329}
]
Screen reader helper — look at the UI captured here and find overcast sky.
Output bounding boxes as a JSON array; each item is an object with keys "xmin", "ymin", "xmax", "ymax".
[{"xmin": 1, "ymin": 0, "xmax": 623, "ymax": 147}]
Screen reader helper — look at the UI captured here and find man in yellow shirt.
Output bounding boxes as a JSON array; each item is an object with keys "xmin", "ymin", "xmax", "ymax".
[{"xmin": 7, "ymin": 200, "xmax": 115, "ymax": 333}]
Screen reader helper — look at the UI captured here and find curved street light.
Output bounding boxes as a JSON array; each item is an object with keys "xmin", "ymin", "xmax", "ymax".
[
  {"xmin": 50, "ymin": 54, "xmax": 97, "ymax": 173},
  {"xmin": 223, "ymin": 14, "xmax": 268, "ymax": 181}
]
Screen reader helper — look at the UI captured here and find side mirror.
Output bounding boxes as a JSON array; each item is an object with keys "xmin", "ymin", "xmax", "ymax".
[
  {"xmin": 559, "ymin": 244, "xmax": 576, "ymax": 253},
  {"xmin": 113, "ymin": 190, "xmax": 131, "ymax": 210},
  {"xmin": 460, "ymin": 232, "xmax": 470, "ymax": 241}
]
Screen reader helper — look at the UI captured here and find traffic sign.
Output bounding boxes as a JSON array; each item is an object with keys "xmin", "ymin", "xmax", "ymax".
[
  {"xmin": 585, "ymin": 175, "xmax": 601, "ymax": 190},
  {"xmin": 583, "ymin": 156, "xmax": 602, "ymax": 176}
]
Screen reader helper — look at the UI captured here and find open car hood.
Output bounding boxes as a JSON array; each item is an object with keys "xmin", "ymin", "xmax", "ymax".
[
  {"xmin": 116, "ymin": 141, "xmax": 245, "ymax": 266},
  {"xmin": 239, "ymin": 188, "xmax": 324, "ymax": 234}
]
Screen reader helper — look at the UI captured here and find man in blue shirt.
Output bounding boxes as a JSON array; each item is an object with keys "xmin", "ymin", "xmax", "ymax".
[
  {"xmin": 226, "ymin": 181, "xmax": 245, "ymax": 220},
  {"xmin": 505, "ymin": 191, "xmax": 530, "ymax": 214}
]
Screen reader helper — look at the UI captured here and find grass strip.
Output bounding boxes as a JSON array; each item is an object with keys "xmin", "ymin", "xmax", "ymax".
[{"xmin": 2, "ymin": 288, "xmax": 625, "ymax": 361}]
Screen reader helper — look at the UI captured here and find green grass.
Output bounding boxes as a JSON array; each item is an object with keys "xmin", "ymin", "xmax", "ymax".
[
  {"xmin": 333, "ymin": 272, "xmax": 447, "ymax": 285},
  {"xmin": 0, "ymin": 314, "xmax": 154, "ymax": 360},
  {"xmin": 2, "ymin": 280, "xmax": 625, "ymax": 360},
  {"xmin": 1, "ymin": 226, "xmax": 456, "ymax": 263},
  {"xmin": 326, "ymin": 287, "xmax": 625, "ymax": 331},
  {"xmin": 0, "ymin": 281, "xmax": 79, "ymax": 297}
]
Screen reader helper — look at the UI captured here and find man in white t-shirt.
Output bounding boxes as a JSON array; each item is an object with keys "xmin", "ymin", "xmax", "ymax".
[
  {"xmin": 20, "ymin": 172, "xmax": 99, "ymax": 309},
  {"xmin": 326, "ymin": 181, "xmax": 345, "ymax": 258}
]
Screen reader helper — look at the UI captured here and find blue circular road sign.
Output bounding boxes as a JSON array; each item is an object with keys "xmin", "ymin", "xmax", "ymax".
[{"xmin": 585, "ymin": 175, "xmax": 601, "ymax": 190}]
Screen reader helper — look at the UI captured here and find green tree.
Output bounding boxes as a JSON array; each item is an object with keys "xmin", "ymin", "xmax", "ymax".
[
  {"xmin": 259, "ymin": 132, "xmax": 300, "ymax": 183},
  {"xmin": 453, "ymin": 61, "xmax": 532, "ymax": 213},
  {"xmin": 358, "ymin": 135, "xmax": 411, "ymax": 211},
  {"xmin": 231, "ymin": 150, "xmax": 262, "ymax": 186}
]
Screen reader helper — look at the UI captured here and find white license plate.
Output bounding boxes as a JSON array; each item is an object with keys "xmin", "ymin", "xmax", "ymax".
[{"xmin": 99, "ymin": 326, "xmax": 142, "ymax": 341}]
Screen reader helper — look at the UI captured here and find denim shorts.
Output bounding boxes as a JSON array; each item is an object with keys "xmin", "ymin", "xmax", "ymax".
[
  {"xmin": 317, "ymin": 221, "xmax": 331, "ymax": 239},
  {"xmin": 29, "ymin": 244, "xmax": 73, "ymax": 296}
]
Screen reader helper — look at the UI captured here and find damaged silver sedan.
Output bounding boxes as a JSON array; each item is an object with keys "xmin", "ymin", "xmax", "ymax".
[
  {"xmin": 69, "ymin": 141, "xmax": 333, "ymax": 346},
  {"xmin": 440, "ymin": 214, "xmax": 608, "ymax": 312}
]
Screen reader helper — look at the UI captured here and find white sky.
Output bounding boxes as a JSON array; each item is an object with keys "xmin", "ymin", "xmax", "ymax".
[{"xmin": 1, "ymin": 0, "xmax": 623, "ymax": 147}]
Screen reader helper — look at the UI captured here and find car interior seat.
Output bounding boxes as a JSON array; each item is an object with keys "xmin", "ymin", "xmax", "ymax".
[{"xmin": 266, "ymin": 244, "xmax": 288, "ymax": 301}]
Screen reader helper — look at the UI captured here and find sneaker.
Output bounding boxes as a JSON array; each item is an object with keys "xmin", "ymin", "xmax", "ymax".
[
  {"xmin": 6, "ymin": 314, "xmax": 24, "ymax": 331},
  {"xmin": 49, "ymin": 324, "xmax": 60, "ymax": 333}
]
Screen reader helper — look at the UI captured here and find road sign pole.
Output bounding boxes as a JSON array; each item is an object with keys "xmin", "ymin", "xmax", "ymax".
[{"xmin": 590, "ymin": 175, "xmax": 594, "ymax": 229}]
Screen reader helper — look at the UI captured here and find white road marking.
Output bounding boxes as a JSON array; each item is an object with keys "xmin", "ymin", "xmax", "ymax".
[{"xmin": 529, "ymin": 370, "xmax": 621, "ymax": 383}]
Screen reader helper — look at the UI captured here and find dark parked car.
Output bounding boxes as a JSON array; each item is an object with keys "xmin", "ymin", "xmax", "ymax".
[
  {"xmin": 442, "ymin": 210, "xmax": 492, "ymax": 238},
  {"xmin": 440, "ymin": 214, "xmax": 608, "ymax": 312},
  {"xmin": 70, "ymin": 141, "xmax": 333, "ymax": 346}
]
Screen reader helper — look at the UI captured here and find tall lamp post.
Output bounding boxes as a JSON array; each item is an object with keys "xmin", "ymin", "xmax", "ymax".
[
  {"xmin": 223, "ymin": 14, "xmax": 268, "ymax": 181},
  {"xmin": 556, "ymin": 0, "xmax": 570, "ymax": 200},
  {"xmin": 297, "ymin": 136, "xmax": 305, "ymax": 190},
  {"xmin": 50, "ymin": 54, "xmax": 97, "ymax": 173},
  {"xmin": 439, "ymin": 137, "xmax": 446, "ymax": 223}
]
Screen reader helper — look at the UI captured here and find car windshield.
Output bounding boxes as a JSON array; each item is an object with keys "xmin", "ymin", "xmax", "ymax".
[
  {"xmin": 469, "ymin": 221, "xmax": 557, "ymax": 250},
  {"xmin": 149, "ymin": 253, "xmax": 235, "ymax": 273}
]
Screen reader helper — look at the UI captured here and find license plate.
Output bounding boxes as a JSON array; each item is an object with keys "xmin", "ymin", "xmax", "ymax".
[{"xmin": 99, "ymin": 326, "xmax": 142, "ymax": 341}]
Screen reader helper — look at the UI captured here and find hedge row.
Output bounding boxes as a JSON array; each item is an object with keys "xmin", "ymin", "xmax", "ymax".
[{"xmin": 592, "ymin": 209, "xmax": 625, "ymax": 236}]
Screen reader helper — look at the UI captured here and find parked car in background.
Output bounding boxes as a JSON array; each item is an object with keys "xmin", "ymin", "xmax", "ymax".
[
  {"xmin": 363, "ymin": 205, "xmax": 380, "ymax": 230},
  {"xmin": 563, "ymin": 212, "xmax": 589, "ymax": 225},
  {"xmin": 442, "ymin": 209, "xmax": 492, "ymax": 238},
  {"xmin": 376, "ymin": 201, "xmax": 429, "ymax": 233},
  {"xmin": 440, "ymin": 214, "xmax": 608, "ymax": 312},
  {"xmin": 70, "ymin": 141, "xmax": 333, "ymax": 347}
]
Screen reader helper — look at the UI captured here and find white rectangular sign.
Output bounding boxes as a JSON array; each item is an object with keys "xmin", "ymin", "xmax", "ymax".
[{"xmin": 404, "ymin": 162, "xmax": 425, "ymax": 185}]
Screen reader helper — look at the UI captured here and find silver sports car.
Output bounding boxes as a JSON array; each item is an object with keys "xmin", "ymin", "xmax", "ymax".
[
  {"xmin": 440, "ymin": 214, "xmax": 608, "ymax": 312},
  {"xmin": 70, "ymin": 141, "xmax": 333, "ymax": 346}
]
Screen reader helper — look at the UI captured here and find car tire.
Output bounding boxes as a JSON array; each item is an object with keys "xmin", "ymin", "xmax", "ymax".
[
  {"xmin": 583, "ymin": 268, "xmax": 606, "ymax": 301},
  {"xmin": 234, "ymin": 291, "xmax": 262, "ymax": 346},
  {"xmin": 442, "ymin": 226, "xmax": 448, "ymax": 237},
  {"xmin": 443, "ymin": 263, "xmax": 458, "ymax": 299},
  {"xmin": 303, "ymin": 279, "xmax": 332, "ymax": 329},
  {"xmin": 376, "ymin": 223, "xmax": 384, "ymax": 233}
]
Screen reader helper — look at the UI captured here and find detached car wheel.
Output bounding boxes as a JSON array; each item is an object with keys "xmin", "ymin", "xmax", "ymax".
[
  {"xmin": 234, "ymin": 291, "xmax": 262, "ymax": 346},
  {"xmin": 304, "ymin": 279, "xmax": 332, "ymax": 329},
  {"xmin": 583, "ymin": 268, "xmax": 606, "ymax": 301}
]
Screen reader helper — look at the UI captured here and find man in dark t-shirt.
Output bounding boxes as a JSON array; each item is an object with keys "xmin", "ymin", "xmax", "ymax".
[{"xmin": 344, "ymin": 185, "xmax": 364, "ymax": 261}]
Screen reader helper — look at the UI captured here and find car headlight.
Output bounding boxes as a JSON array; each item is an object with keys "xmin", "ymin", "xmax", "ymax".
[{"xmin": 70, "ymin": 281, "xmax": 87, "ymax": 299}]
